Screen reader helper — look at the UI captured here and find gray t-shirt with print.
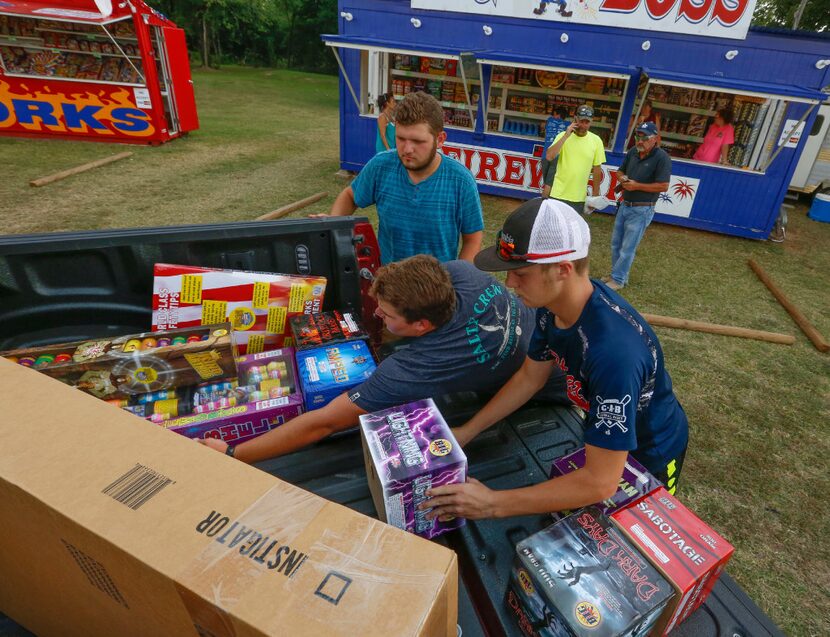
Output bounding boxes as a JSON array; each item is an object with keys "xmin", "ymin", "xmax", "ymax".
[{"xmin": 350, "ymin": 260, "xmax": 537, "ymax": 413}]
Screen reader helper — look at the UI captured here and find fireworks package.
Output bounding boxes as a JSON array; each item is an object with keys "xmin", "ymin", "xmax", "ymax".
[
  {"xmin": 152, "ymin": 263, "xmax": 327, "ymax": 355},
  {"xmin": 288, "ymin": 310, "xmax": 368, "ymax": 351},
  {"xmin": 295, "ymin": 340, "xmax": 376, "ymax": 410},
  {"xmin": 359, "ymin": 398, "xmax": 466, "ymax": 539},
  {"xmin": 611, "ymin": 488, "xmax": 734, "ymax": 636},
  {"xmin": 506, "ymin": 508, "xmax": 674, "ymax": 637},
  {"xmin": 162, "ymin": 347, "xmax": 304, "ymax": 445},
  {"xmin": 0, "ymin": 324, "xmax": 238, "ymax": 401},
  {"xmin": 549, "ymin": 448, "xmax": 662, "ymax": 522}
]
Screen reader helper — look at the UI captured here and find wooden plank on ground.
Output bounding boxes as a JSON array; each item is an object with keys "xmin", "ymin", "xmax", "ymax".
[
  {"xmin": 30, "ymin": 152, "xmax": 133, "ymax": 187},
  {"xmin": 641, "ymin": 313, "xmax": 795, "ymax": 345},
  {"xmin": 748, "ymin": 259, "xmax": 829, "ymax": 352},
  {"xmin": 256, "ymin": 192, "xmax": 328, "ymax": 221}
]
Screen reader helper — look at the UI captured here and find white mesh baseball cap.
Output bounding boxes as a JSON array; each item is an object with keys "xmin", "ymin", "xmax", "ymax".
[{"xmin": 474, "ymin": 198, "xmax": 591, "ymax": 272}]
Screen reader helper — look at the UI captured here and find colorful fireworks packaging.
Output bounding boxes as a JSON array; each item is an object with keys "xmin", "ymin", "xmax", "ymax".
[
  {"xmin": 549, "ymin": 448, "xmax": 662, "ymax": 523},
  {"xmin": 359, "ymin": 398, "xmax": 467, "ymax": 539},
  {"xmin": 295, "ymin": 340, "xmax": 376, "ymax": 410},
  {"xmin": 162, "ymin": 347, "xmax": 304, "ymax": 445},
  {"xmin": 506, "ymin": 508, "xmax": 673, "ymax": 637},
  {"xmin": 152, "ymin": 263, "xmax": 326, "ymax": 355},
  {"xmin": 0, "ymin": 324, "xmax": 237, "ymax": 400},
  {"xmin": 611, "ymin": 488, "xmax": 734, "ymax": 636},
  {"xmin": 289, "ymin": 310, "xmax": 368, "ymax": 351}
]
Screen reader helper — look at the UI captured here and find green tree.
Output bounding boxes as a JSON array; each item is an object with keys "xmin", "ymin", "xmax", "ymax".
[{"xmin": 752, "ymin": 0, "xmax": 830, "ymax": 32}]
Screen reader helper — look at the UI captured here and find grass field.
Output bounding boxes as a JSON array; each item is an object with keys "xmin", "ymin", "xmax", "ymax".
[{"xmin": 2, "ymin": 66, "xmax": 829, "ymax": 636}]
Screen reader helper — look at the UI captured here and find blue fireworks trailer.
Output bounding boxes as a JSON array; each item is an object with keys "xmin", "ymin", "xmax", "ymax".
[{"xmin": 323, "ymin": 0, "xmax": 830, "ymax": 240}]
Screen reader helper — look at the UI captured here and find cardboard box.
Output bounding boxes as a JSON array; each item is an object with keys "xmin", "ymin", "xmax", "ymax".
[
  {"xmin": 289, "ymin": 310, "xmax": 368, "ymax": 351},
  {"xmin": 507, "ymin": 508, "xmax": 674, "ymax": 637},
  {"xmin": 0, "ymin": 358, "xmax": 458, "ymax": 636},
  {"xmin": 296, "ymin": 341, "xmax": 376, "ymax": 411},
  {"xmin": 163, "ymin": 348, "xmax": 304, "ymax": 444},
  {"xmin": 0, "ymin": 323, "xmax": 237, "ymax": 400},
  {"xmin": 611, "ymin": 488, "xmax": 734, "ymax": 636},
  {"xmin": 152, "ymin": 263, "xmax": 327, "ymax": 355},
  {"xmin": 359, "ymin": 399, "xmax": 466, "ymax": 539},
  {"xmin": 549, "ymin": 448, "xmax": 662, "ymax": 522}
]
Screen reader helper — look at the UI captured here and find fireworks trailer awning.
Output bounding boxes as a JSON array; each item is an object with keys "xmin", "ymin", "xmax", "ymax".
[{"xmin": 0, "ymin": 0, "xmax": 132, "ymax": 24}]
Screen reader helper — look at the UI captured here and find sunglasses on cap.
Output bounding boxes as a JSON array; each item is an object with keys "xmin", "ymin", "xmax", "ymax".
[{"xmin": 497, "ymin": 233, "xmax": 575, "ymax": 262}]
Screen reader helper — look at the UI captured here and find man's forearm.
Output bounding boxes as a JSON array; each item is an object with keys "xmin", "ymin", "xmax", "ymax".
[
  {"xmin": 628, "ymin": 181, "xmax": 669, "ymax": 193},
  {"xmin": 491, "ymin": 469, "xmax": 619, "ymax": 518},
  {"xmin": 591, "ymin": 166, "xmax": 603, "ymax": 196},
  {"xmin": 329, "ymin": 187, "xmax": 358, "ymax": 216},
  {"xmin": 233, "ymin": 393, "xmax": 362, "ymax": 463},
  {"xmin": 546, "ymin": 134, "xmax": 570, "ymax": 161},
  {"xmin": 459, "ymin": 361, "xmax": 550, "ymax": 441},
  {"xmin": 458, "ymin": 231, "xmax": 483, "ymax": 262}
]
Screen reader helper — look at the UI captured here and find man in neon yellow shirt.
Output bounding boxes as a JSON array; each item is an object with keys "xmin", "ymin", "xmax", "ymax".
[{"xmin": 545, "ymin": 105, "xmax": 606, "ymax": 214}]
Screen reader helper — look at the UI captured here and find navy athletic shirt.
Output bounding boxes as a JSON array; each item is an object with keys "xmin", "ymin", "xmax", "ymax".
[{"xmin": 527, "ymin": 280, "xmax": 688, "ymax": 474}]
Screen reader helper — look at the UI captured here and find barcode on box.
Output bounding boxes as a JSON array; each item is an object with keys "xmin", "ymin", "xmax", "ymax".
[{"xmin": 102, "ymin": 463, "xmax": 175, "ymax": 510}]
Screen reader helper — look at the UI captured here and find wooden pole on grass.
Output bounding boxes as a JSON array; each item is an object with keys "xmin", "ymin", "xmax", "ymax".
[
  {"xmin": 747, "ymin": 259, "xmax": 829, "ymax": 353},
  {"xmin": 641, "ymin": 313, "xmax": 795, "ymax": 346},
  {"xmin": 30, "ymin": 152, "xmax": 133, "ymax": 187},
  {"xmin": 256, "ymin": 191, "xmax": 328, "ymax": 221}
]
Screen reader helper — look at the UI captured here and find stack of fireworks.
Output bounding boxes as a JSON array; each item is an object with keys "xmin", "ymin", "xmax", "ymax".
[
  {"xmin": 295, "ymin": 340, "xmax": 377, "ymax": 410},
  {"xmin": 0, "ymin": 324, "xmax": 238, "ymax": 400},
  {"xmin": 507, "ymin": 507, "xmax": 674, "ymax": 637},
  {"xmin": 161, "ymin": 348, "xmax": 305, "ymax": 446},
  {"xmin": 548, "ymin": 448, "xmax": 662, "ymax": 523},
  {"xmin": 359, "ymin": 398, "xmax": 467, "ymax": 539},
  {"xmin": 289, "ymin": 310, "xmax": 368, "ymax": 351},
  {"xmin": 152, "ymin": 263, "xmax": 327, "ymax": 355},
  {"xmin": 611, "ymin": 489, "xmax": 734, "ymax": 636}
]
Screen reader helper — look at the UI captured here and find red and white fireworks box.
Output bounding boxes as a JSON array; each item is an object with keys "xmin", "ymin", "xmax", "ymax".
[
  {"xmin": 611, "ymin": 488, "xmax": 734, "ymax": 636},
  {"xmin": 152, "ymin": 264, "xmax": 327, "ymax": 354}
]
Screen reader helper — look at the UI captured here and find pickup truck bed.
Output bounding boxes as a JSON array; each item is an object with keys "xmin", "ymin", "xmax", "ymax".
[{"xmin": 0, "ymin": 219, "xmax": 783, "ymax": 636}]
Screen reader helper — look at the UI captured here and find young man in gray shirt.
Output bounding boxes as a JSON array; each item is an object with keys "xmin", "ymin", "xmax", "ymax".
[{"xmin": 200, "ymin": 255, "xmax": 564, "ymax": 462}]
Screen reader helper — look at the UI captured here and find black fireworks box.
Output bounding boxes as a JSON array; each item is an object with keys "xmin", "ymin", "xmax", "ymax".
[
  {"xmin": 506, "ymin": 507, "xmax": 674, "ymax": 637},
  {"xmin": 0, "ymin": 323, "xmax": 238, "ymax": 400},
  {"xmin": 289, "ymin": 310, "xmax": 368, "ymax": 350}
]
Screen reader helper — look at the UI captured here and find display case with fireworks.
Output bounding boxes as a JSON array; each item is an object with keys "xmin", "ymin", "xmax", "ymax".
[{"xmin": 0, "ymin": 323, "xmax": 238, "ymax": 400}]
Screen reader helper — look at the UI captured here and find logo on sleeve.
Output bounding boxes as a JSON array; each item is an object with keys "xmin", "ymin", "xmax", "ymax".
[{"xmin": 594, "ymin": 395, "xmax": 631, "ymax": 434}]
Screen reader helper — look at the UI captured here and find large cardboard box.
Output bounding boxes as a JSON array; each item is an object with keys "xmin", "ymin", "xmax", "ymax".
[
  {"xmin": 507, "ymin": 508, "xmax": 674, "ymax": 637},
  {"xmin": 0, "ymin": 359, "xmax": 458, "ymax": 637},
  {"xmin": 359, "ymin": 399, "xmax": 467, "ymax": 539},
  {"xmin": 611, "ymin": 488, "xmax": 734, "ymax": 636},
  {"xmin": 549, "ymin": 448, "xmax": 662, "ymax": 522}
]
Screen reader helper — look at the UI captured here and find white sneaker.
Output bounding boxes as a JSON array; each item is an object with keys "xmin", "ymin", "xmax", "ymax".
[{"xmin": 606, "ymin": 279, "xmax": 624, "ymax": 291}]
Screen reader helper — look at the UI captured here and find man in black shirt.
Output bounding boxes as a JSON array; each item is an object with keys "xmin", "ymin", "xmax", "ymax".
[{"xmin": 604, "ymin": 122, "xmax": 671, "ymax": 290}]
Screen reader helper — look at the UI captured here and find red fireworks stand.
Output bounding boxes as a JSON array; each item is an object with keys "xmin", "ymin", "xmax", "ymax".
[{"xmin": 0, "ymin": 0, "xmax": 198, "ymax": 144}]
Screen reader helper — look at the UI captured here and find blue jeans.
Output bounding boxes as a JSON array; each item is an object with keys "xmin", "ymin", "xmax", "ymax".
[{"xmin": 611, "ymin": 202, "xmax": 655, "ymax": 286}]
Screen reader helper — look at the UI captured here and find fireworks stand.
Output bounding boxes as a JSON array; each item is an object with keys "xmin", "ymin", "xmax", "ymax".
[
  {"xmin": 324, "ymin": 1, "xmax": 830, "ymax": 240},
  {"xmin": 0, "ymin": 0, "xmax": 198, "ymax": 144}
]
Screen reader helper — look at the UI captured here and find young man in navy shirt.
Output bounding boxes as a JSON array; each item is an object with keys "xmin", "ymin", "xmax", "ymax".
[{"xmin": 423, "ymin": 198, "xmax": 688, "ymax": 521}]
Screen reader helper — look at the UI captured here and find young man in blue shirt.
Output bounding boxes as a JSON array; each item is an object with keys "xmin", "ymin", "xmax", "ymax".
[
  {"xmin": 321, "ymin": 91, "xmax": 484, "ymax": 264},
  {"xmin": 423, "ymin": 198, "xmax": 688, "ymax": 522}
]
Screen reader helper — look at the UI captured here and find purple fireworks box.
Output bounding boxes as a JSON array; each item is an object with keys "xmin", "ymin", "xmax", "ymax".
[
  {"xmin": 163, "ymin": 348, "xmax": 303, "ymax": 444},
  {"xmin": 359, "ymin": 398, "xmax": 467, "ymax": 539},
  {"xmin": 549, "ymin": 448, "xmax": 662, "ymax": 522}
]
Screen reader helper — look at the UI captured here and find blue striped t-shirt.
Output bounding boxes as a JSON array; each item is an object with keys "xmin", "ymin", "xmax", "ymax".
[{"xmin": 351, "ymin": 150, "xmax": 483, "ymax": 264}]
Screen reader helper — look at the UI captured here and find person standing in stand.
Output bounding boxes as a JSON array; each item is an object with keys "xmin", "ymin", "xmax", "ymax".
[
  {"xmin": 604, "ymin": 121, "xmax": 671, "ymax": 291},
  {"xmin": 375, "ymin": 92, "xmax": 396, "ymax": 154},
  {"xmin": 693, "ymin": 108, "xmax": 735, "ymax": 165},
  {"xmin": 318, "ymin": 91, "xmax": 484, "ymax": 264},
  {"xmin": 546, "ymin": 105, "xmax": 606, "ymax": 215},
  {"xmin": 540, "ymin": 106, "xmax": 570, "ymax": 199},
  {"xmin": 627, "ymin": 99, "xmax": 661, "ymax": 149}
]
